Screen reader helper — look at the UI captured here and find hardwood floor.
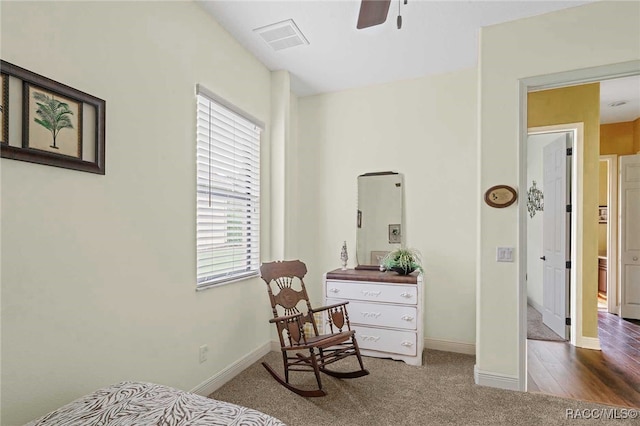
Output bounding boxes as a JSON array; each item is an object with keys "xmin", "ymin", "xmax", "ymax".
[{"xmin": 527, "ymin": 311, "xmax": 640, "ymax": 408}]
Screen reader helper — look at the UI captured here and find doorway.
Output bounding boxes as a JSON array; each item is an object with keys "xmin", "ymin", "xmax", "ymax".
[
  {"xmin": 525, "ymin": 129, "xmax": 574, "ymax": 343},
  {"xmin": 520, "ymin": 66, "xmax": 640, "ymax": 407},
  {"xmin": 598, "ymin": 155, "xmax": 618, "ymax": 315}
]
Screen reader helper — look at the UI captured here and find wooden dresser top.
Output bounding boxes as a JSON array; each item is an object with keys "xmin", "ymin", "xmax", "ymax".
[{"xmin": 326, "ymin": 268, "xmax": 418, "ymax": 284}]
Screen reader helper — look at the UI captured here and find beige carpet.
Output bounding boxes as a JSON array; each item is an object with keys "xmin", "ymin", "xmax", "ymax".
[
  {"xmin": 527, "ymin": 304, "xmax": 565, "ymax": 341},
  {"xmin": 210, "ymin": 349, "xmax": 630, "ymax": 425}
]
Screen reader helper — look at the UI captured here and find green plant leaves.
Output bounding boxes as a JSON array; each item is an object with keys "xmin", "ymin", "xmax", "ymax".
[
  {"xmin": 32, "ymin": 91, "xmax": 74, "ymax": 146},
  {"xmin": 381, "ymin": 247, "xmax": 424, "ymax": 273}
]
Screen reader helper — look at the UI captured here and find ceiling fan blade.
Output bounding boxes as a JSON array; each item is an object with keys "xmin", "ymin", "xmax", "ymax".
[{"xmin": 357, "ymin": 0, "xmax": 391, "ymax": 29}]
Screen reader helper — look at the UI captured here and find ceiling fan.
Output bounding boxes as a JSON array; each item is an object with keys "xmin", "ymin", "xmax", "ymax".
[{"xmin": 357, "ymin": 0, "xmax": 407, "ymax": 30}]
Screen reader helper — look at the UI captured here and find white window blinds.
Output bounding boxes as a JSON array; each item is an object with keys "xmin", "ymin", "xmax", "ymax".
[{"xmin": 196, "ymin": 89, "xmax": 261, "ymax": 287}]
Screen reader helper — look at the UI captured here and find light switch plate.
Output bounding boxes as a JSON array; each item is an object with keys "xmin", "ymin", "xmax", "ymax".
[{"xmin": 496, "ymin": 247, "xmax": 514, "ymax": 262}]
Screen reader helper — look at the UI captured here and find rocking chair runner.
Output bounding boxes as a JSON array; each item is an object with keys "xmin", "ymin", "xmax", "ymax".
[{"xmin": 260, "ymin": 260, "xmax": 369, "ymax": 397}]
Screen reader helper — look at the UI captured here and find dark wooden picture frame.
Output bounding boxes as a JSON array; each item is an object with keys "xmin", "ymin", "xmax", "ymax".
[
  {"xmin": 0, "ymin": 72, "xmax": 8, "ymax": 145},
  {"xmin": 0, "ymin": 60, "xmax": 105, "ymax": 174}
]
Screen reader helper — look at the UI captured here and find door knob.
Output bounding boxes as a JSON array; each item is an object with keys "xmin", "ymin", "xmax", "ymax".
[{"xmin": 540, "ymin": 256, "xmax": 546, "ymax": 261}]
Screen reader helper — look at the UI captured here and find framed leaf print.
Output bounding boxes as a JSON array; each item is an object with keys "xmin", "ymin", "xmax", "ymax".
[
  {"xmin": 24, "ymin": 83, "xmax": 83, "ymax": 158},
  {"xmin": 0, "ymin": 60, "xmax": 105, "ymax": 174}
]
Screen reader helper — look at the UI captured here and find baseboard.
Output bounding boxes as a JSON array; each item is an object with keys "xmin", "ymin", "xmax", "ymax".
[
  {"xmin": 191, "ymin": 341, "xmax": 271, "ymax": 397},
  {"xmin": 576, "ymin": 335, "xmax": 601, "ymax": 350},
  {"xmin": 270, "ymin": 340, "xmax": 280, "ymax": 352},
  {"xmin": 424, "ymin": 338, "xmax": 475, "ymax": 355},
  {"xmin": 527, "ymin": 297, "xmax": 543, "ymax": 314},
  {"xmin": 474, "ymin": 365, "xmax": 520, "ymax": 391}
]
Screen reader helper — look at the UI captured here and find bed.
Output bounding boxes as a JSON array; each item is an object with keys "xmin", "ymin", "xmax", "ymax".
[{"xmin": 25, "ymin": 381, "xmax": 285, "ymax": 426}]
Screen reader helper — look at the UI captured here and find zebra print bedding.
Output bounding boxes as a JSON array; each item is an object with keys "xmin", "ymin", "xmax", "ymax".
[{"xmin": 25, "ymin": 381, "xmax": 286, "ymax": 426}]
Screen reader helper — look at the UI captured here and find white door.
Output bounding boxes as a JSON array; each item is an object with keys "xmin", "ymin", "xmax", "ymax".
[
  {"xmin": 542, "ymin": 136, "xmax": 569, "ymax": 339},
  {"xmin": 619, "ymin": 154, "xmax": 640, "ymax": 320}
]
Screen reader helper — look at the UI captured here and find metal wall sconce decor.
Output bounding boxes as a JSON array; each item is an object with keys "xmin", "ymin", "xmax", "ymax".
[{"xmin": 527, "ymin": 180, "xmax": 544, "ymax": 218}]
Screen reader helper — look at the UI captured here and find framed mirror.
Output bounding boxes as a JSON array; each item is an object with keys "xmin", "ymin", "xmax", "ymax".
[{"xmin": 356, "ymin": 172, "xmax": 404, "ymax": 269}]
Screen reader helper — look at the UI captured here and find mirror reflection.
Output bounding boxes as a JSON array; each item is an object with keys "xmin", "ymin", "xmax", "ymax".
[{"xmin": 356, "ymin": 172, "xmax": 404, "ymax": 269}]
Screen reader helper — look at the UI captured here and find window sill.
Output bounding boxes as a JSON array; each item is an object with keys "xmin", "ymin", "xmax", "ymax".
[{"xmin": 195, "ymin": 272, "xmax": 259, "ymax": 292}]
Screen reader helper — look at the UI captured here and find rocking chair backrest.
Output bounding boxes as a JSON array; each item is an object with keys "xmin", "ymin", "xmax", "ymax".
[{"xmin": 260, "ymin": 260, "xmax": 318, "ymax": 342}]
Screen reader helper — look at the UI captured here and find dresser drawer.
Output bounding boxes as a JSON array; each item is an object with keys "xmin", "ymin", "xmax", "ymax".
[
  {"xmin": 327, "ymin": 298, "xmax": 417, "ymax": 330},
  {"xmin": 325, "ymin": 280, "xmax": 417, "ymax": 305},
  {"xmin": 353, "ymin": 326, "xmax": 417, "ymax": 356}
]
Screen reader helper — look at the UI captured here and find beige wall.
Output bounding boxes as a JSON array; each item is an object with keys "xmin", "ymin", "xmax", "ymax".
[
  {"xmin": 286, "ymin": 92, "xmax": 300, "ymax": 259},
  {"xmin": 634, "ymin": 118, "xmax": 640, "ymax": 153},
  {"xmin": 598, "ymin": 162, "xmax": 608, "ymax": 255},
  {"xmin": 297, "ymin": 68, "xmax": 478, "ymax": 346},
  {"xmin": 270, "ymin": 70, "xmax": 290, "ymax": 260},
  {"xmin": 601, "ymin": 121, "xmax": 636, "ymax": 155},
  {"xmin": 528, "ymin": 83, "xmax": 600, "ymax": 338},
  {"xmin": 0, "ymin": 2, "xmax": 275, "ymax": 425},
  {"xmin": 478, "ymin": 0, "xmax": 640, "ymax": 380},
  {"xmin": 598, "ymin": 119, "xmax": 639, "ymax": 258}
]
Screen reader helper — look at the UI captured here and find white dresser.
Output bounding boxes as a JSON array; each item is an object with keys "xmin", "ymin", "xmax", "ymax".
[{"xmin": 323, "ymin": 269, "xmax": 423, "ymax": 366}]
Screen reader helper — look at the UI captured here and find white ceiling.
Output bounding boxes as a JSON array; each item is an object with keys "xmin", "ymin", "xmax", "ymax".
[
  {"xmin": 200, "ymin": 0, "xmax": 639, "ymax": 124},
  {"xmin": 600, "ymin": 75, "xmax": 640, "ymax": 124}
]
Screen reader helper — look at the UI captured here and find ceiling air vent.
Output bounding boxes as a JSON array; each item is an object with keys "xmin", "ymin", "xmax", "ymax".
[{"xmin": 253, "ymin": 19, "xmax": 309, "ymax": 51}]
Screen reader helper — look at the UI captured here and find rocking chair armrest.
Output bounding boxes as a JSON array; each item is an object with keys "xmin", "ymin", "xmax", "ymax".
[
  {"xmin": 310, "ymin": 301, "xmax": 350, "ymax": 313},
  {"xmin": 269, "ymin": 312, "xmax": 303, "ymax": 324}
]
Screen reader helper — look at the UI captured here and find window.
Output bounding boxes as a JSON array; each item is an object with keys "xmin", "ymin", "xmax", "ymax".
[{"xmin": 196, "ymin": 86, "xmax": 262, "ymax": 288}]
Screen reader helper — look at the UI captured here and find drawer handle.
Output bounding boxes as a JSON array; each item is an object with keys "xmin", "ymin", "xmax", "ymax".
[
  {"xmin": 329, "ymin": 288, "xmax": 340, "ymax": 293},
  {"xmin": 634, "ymin": 256, "xmax": 639, "ymax": 261},
  {"xmin": 361, "ymin": 335, "xmax": 380, "ymax": 342},
  {"xmin": 401, "ymin": 315, "xmax": 414, "ymax": 321},
  {"xmin": 362, "ymin": 290, "xmax": 382, "ymax": 297},
  {"xmin": 401, "ymin": 341, "xmax": 414, "ymax": 347},
  {"xmin": 361, "ymin": 311, "xmax": 382, "ymax": 319},
  {"xmin": 400, "ymin": 292, "xmax": 413, "ymax": 298}
]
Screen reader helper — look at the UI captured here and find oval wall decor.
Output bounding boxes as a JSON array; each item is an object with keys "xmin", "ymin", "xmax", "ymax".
[{"xmin": 484, "ymin": 185, "xmax": 518, "ymax": 208}]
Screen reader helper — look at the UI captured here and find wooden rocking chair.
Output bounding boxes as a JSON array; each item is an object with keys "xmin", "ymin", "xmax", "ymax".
[{"xmin": 260, "ymin": 260, "xmax": 369, "ymax": 397}]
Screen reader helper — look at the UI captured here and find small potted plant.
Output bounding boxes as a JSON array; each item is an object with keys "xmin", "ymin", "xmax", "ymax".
[{"xmin": 381, "ymin": 247, "xmax": 424, "ymax": 275}]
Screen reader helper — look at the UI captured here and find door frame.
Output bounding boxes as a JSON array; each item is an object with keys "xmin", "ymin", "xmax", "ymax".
[
  {"xmin": 600, "ymin": 154, "xmax": 619, "ymax": 315},
  {"xmin": 528, "ymin": 124, "xmax": 580, "ymax": 344},
  {"xmin": 517, "ymin": 60, "xmax": 640, "ymax": 391}
]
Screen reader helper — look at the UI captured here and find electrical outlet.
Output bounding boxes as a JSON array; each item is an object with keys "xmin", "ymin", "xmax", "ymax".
[{"xmin": 199, "ymin": 345, "xmax": 208, "ymax": 363}]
